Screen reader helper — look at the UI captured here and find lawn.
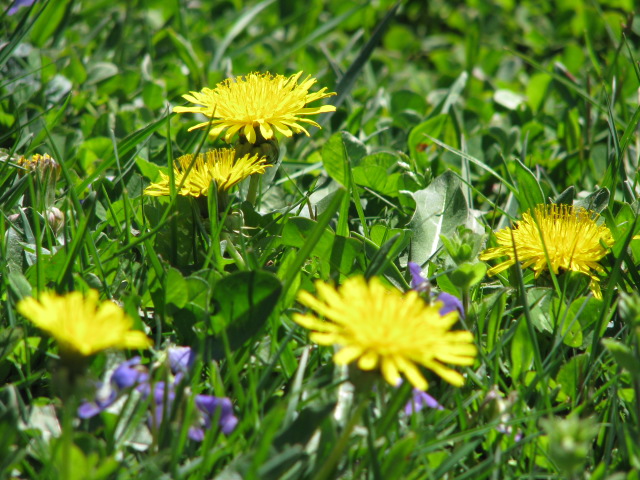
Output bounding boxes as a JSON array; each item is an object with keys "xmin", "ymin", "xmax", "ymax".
[{"xmin": 1, "ymin": 0, "xmax": 640, "ymax": 479}]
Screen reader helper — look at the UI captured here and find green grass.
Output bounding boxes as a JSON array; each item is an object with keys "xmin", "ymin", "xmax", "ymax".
[{"xmin": 2, "ymin": 0, "xmax": 640, "ymax": 478}]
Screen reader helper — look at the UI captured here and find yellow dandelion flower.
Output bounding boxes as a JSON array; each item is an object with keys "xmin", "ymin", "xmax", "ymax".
[
  {"xmin": 173, "ymin": 71, "xmax": 336, "ymax": 144},
  {"xmin": 143, "ymin": 148, "xmax": 270, "ymax": 197},
  {"xmin": 479, "ymin": 204, "xmax": 614, "ymax": 298},
  {"xmin": 17, "ymin": 153, "xmax": 60, "ymax": 173},
  {"xmin": 294, "ymin": 276, "xmax": 477, "ymax": 391},
  {"xmin": 17, "ymin": 290, "xmax": 152, "ymax": 359}
]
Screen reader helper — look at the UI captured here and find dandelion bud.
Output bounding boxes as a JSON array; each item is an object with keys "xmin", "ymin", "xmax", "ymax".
[{"xmin": 46, "ymin": 207, "xmax": 64, "ymax": 235}]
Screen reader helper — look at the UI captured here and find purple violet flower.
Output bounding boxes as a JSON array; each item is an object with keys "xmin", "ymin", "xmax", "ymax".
[
  {"xmin": 408, "ymin": 261, "xmax": 429, "ymax": 292},
  {"xmin": 78, "ymin": 346, "xmax": 236, "ymax": 442},
  {"xmin": 8, "ymin": 0, "xmax": 36, "ymax": 15},
  {"xmin": 188, "ymin": 394, "xmax": 238, "ymax": 440},
  {"xmin": 77, "ymin": 387, "xmax": 117, "ymax": 419},
  {"xmin": 112, "ymin": 357, "xmax": 149, "ymax": 389},
  {"xmin": 78, "ymin": 357, "xmax": 149, "ymax": 419},
  {"xmin": 407, "ymin": 262, "xmax": 465, "ymax": 318},
  {"xmin": 168, "ymin": 346, "xmax": 195, "ymax": 374},
  {"xmin": 147, "ymin": 381, "xmax": 177, "ymax": 429},
  {"xmin": 404, "ymin": 389, "xmax": 444, "ymax": 415},
  {"xmin": 436, "ymin": 292, "xmax": 465, "ymax": 319}
]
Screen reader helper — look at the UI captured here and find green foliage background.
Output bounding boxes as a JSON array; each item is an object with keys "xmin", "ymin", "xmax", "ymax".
[{"xmin": 1, "ymin": 0, "xmax": 640, "ymax": 478}]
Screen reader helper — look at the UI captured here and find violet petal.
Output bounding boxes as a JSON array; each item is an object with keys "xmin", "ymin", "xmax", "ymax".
[
  {"xmin": 404, "ymin": 389, "xmax": 444, "ymax": 415},
  {"xmin": 8, "ymin": 0, "xmax": 36, "ymax": 15},
  {"xmin": 168, "ymin": 346, "xmax": 195, "ymax": 374},
  {"xmin": 408, "ymin": 262, "xmax": 429, "ymax": 292},
  {"xmin": 436, "ymin": 292, "xmax": 465, "ymax": 318},
  {"xmin": 195, "ymin": 394, "xmax": 238, "ymax": 435},
  {"xmin": 111, "ymin": 357, "xmax": 149, "ymax": 390}
]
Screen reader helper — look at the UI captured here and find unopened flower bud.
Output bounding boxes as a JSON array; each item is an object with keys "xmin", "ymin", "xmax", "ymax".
[{"xmin": 46, "ymin": 207, "xmax": 64, "ymax": 235}]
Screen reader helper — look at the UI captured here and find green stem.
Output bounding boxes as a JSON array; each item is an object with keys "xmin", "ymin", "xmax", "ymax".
[
  {"xmin": 221, "ymin": 232, "xmax": 246, "ymax": 269},
  {"xmin": 61, "ymin": 398, "xmax": 73, "ymax": 479},
  {"xmin": 311, "ymin": 396, "xmax": 368, "ymax": 480},
  {"xmin": 245, "ymin": 174, "xmax": 260, "ymax": 206}
]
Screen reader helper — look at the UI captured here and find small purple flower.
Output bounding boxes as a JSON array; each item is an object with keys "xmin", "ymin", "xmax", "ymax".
[
  {"xmin": 8, "ymin": 0, "xmax": 36, "ymax": 15},
  {"xmin": 436, "ymin": 292, "xmax": 465, "ymax": 319},
  {"xmin": 404, "ymin": 389, "xmax": 444, "ymax": 415},
  {"xmin": 78, "ymin": 387, "xmax": 117, "ymax": 419},
  {"xmin": 168, "ymin": 346, "xmax": 195, "ymax": 374},
  {"xmin": 78, "ymin": 357, "xmax": 149, "ymax": 419},
  {"xmin": 147, "ymin": 381, "xmax": 177, "ymax": 429},
  {"xmin": 188, "ymin": 394, "xmax": 238, "ymax": 440},
  {"xmin": 78, "ymin": 347, "xmax": 236, "ymax": 443},
  {"xmin": 112, "ymin": 357, "xmax": 149, "ymax": 389},
  {"xmin": 407, "ymin": 262, "xmax": 465, "ymax": 318},
  {"xmin": 408, "ymin": 262, "xmax": 429, "ymax": 292}
]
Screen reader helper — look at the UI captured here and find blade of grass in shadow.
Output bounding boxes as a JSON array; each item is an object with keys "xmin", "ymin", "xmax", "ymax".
[
  {"xmin": 425, "ymin": 135, "xmax": 517, "ymax": 193},
  {"xmin": 601, "ymin": 90, "xmax": 629, "ymax": 205},
  {"xmin": 507, "ymin": 227, "xmax": 552, "ymax": 412},
  {"xmin": 55, "ymin": 192, "xmax": 96, "ymax": 288},
  {"xmin": 361, "ymin": 233, "xmax": 409, "ymax": 288},
  {"xmin": 328, "ymin": 1, "xmax": 401, "ymax": 113},
  {"xmin": 75, "ymin": 113, "xmax": 171, "ymax": 195},
  {"xmin": 43, "ymin": 126, "xmax": 113, "ymax": 294},
  {"xmin": 211, "ymin": 0, "xmax": 277, "ymax": 71},
  {"xmin": 506, "ymin": 47, "xmax": 606, "ymax": 113},
  {"xmin": 347, "ymin": 151, "xmax": 369, "ymax": 239},
  {"xmin": 0, "ymin": 0, "xmax": 51, "ymax": 69},
  {"xmin": 279, "ymin": 188, "xmax": 345, "ymax": 298},
  {"xmin": 335, "ymin": 142, "xmax": 351, "ymax": 238},
  {"xmin": 274, "ymin": 5, "xmax": 364, "ymax": 65}
]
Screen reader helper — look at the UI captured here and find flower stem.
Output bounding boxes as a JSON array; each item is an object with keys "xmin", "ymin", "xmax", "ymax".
[
  {"xmin": 311, "ymin": 396, "xmax": 368, "ymax": 480},
  {"xmin": 245, "ymin": 174, "xmax": 260, "ymax": 206}
]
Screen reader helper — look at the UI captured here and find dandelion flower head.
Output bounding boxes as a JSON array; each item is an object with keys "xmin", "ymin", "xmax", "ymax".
[
  {"xmin": 173, "ymin": 71, "xmax": 336, "ymax": 144},
  {"xmin": 16, "ymin": 153, "xmax": 60, "ymax": 180},
  {"xmin": 144, "ymin": 148, "xmax": 270, "ymax": 197},
  {"xmin": 479, "ymin": 203, "xmax": 614, "ymax": 298},
  {"xmin": 17, "ymin": 290, "xmax": 152, "ymax": 358},
  {"xmin": 294, "ymin": 276, "xmax": 477, "ymax": 391}
]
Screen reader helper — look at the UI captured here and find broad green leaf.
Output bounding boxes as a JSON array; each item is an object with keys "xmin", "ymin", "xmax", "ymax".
[
  {"xmin": 513, "ymin": 158, "xmax": 544, "ymax": 213},
  {"xmin": 86, "ymin": 62, "xmax": 119, "ymax": 85},
  {"xmin": 526, "ymin": 73, "xmax": 552, "ymax": 112},
  {"xmin": 574, "ymin": 188, "xmax": 610, "ymax": 213},
  {"xmin": 447, "ymin": 262, "xmax": 487, "ymax": 290},
  {"xmin": 554, "ymin": 186, "xmax": 575, "ymax": 205},
  {"xmin": 135, "ymin": 155, "xmax": 165, "ymax": 183},
  {"xmin": 511, "ymin": 319, "xmax": 534, "ymax": 381},
  {"xmin": 281, "ymin": 217, "xmax": 361, "ymax": 275},
  {"xmin": 408, "ymin": 114, "xmax": 458, "ymax": 168},
  {"xmin": 352, "ymin": 152, "xmax": 403, "ymax": 197},
  {"xmin": 407, "ymin": 171, "xmax": 471, "ymax": 265},
  {"xmin": 368, "ymin": 224, "xmax": 410, "ymax": 252},
  {"xmin": 210, "ymin": 271, "xmax": 282, "ymax": 354},
  {"xmin": 566, "ymin": 296, "xmax": 602, "ymax": 333},
  {"xmin": 29, "ymin": 0, "xmax": 71, "ymax": 48},
  {"xmin": 321, "ymin": 131, "xmax": 367, "ymax": 186},
  {"xmin": 556, "ymin": 354, "xmax": 588, "ymax": 403},
  {"xmin": 77, "ymin": 137, "xmax": 113, "ymax": 174},
  {"xmin": 551, "ymin": 298, "xmax": 583, "ymax": 348},
  {"xmin": 494, "ymin": 89, "xmax": 525, "ymax": 110},
  {"xmin": 165, "ymin": 268, "xmax": 188, "ymax": 309},
  {"xmin": 7, "ymin": 272, "xmax": 32, "ymax": 299},
  {"xmin": 527, "ymin": 287, "xmax": 555, "ymax": 334},
  {"xmin": 390, "ymin": 90, "xmax": 427, "ymax": 115},
  {"xmin": 142, "ymin": 81, "xmax": 165, "ymax": 110}
]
